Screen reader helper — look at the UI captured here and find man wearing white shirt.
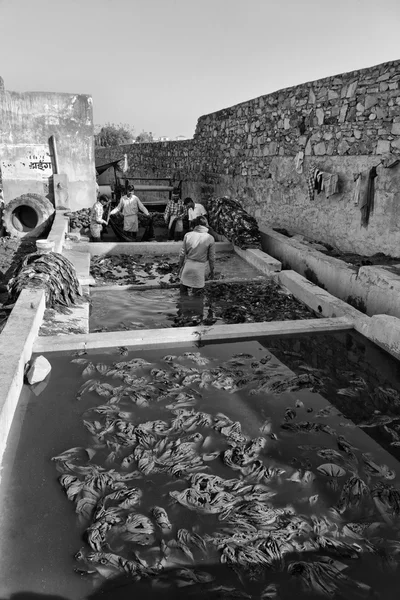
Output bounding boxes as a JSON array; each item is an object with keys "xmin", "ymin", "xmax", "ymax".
[{"xmin": 184, "ymin": 197, "xmax": 208, "ymax": 229}]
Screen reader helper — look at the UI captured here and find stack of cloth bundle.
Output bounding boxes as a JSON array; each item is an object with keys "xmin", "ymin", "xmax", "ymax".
[
  {"xmin": 207, "ymin": 196, "xmax": 262, "ymax": 249},
  {"xmin": 8, "ymin": 252, "xmax": 81, "ymax": 309}
]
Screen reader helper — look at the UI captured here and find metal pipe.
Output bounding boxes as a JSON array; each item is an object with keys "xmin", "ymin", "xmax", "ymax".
[{"xmin": 134, "ymin": 185, "xmax": 173, "ymax": 192}]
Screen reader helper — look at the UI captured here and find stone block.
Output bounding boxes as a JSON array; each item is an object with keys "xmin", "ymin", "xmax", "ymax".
[
  {"xmin": 328, "ymin": 90, "xmax": 339, "ymax": 100},
  {"xmin": 346, "ymin": 81, "xmax": 358, "ymax": 97},
  {"xmin": 316, "ymin": 108, "xmax": 324, "ymax": 125},
  {"xmin": 314, "ymin": 142, "xmax": 327, "ymax": 156},
  {"xmin": 391, "ymin": 122, "xmax": 400, "ymax": 135},
  {"xmin": 376, "ymin": 139, "xmax": 390, "ymax": 154},
  {"xmin": 365, "ymin": 95, "xmax": 378, "ymax": 110},
  {"xmin": 339, "ymin": 105, "xmax": 348, "ymax": 123},
  {"xmin": 375, "ymin": 106, "xmax": 387, "ymax": 119},
  {"xmin": 26, "ymin": 355, "xmax": 51, "ymax": 385},
  {"xmin": 337, "ymin": 140, "xmax": 350, "ymax": 155}
]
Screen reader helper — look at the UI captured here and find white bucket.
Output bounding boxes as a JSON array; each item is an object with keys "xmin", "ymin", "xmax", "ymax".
[{"xmin": 36, "ymin": 240, "xmax": 55, "ymax": 253}]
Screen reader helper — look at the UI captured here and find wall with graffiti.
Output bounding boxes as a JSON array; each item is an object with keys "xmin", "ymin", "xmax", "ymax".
[{"xmin": 0, "ymin": 85, "xmax": 96, "ymax": 211}]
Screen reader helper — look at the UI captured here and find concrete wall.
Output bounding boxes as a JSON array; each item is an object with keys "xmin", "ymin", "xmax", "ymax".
[
  {"xmin": 96, "ymin": 59, "xmax": 400, "ymax": 256},
  {"xmin": 0, "ymin": 83, "xmax": 96, "ymax": 211}
]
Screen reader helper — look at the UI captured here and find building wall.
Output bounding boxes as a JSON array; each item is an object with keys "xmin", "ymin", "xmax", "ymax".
[
  {"xmin": 96, "ymin": 59, "xmax": 400, "ymax": 256},
  {"xmin": 0, "ymin": 86, "xmax": 96, "ymax": 211}
]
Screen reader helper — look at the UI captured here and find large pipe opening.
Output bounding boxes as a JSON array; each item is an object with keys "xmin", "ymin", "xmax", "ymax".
[{"xmin": 11, "ymin": 206, "xmax": 39, "ymax": 232}]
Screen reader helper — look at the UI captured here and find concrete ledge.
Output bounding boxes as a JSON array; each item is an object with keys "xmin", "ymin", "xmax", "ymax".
[
  {"xmin": 233, "ymin": 246, "xmax": 282, "ymax": 274},
  {"xmin": 46, "ymin": 211, "xmax": 69, "ymax": 254},
  {"xmin": 91, "ymin": 277, "xmax": 270, "ymax": 292},
  {"xmin": 356, "ymin": 265, "xmax": 400, "ymax": 318},
  {"xmin": 74, "ymin": 241, "xmax": 233, "ymax": 257},
  {"xmin": 39, "ymin": 302, "xmax": 90, "ymax": 336},
  {"xmin": 356, "ymin": 314, "xmax": 400, "ymax": 361},
  {"xmin": 277, "ymin": 269, "xmax": 400, "ymax": 363},
  {"xmin": 33, "ymin": 317, "xmax": 353, "ymax": 353},
  {"xmin": 278, "ymin": 270, "xmax": 367, "ymax": 324},
  {"xmin": 261, "ymin": 226, "xmax": 400, "ymax": 318},
  {"xmin": 63, "ymin": 248, "xmax": 95, "ymax": 286},
  {"xmin": 0, "ymin": 289, "xmax": 46, "ymax": 468}
]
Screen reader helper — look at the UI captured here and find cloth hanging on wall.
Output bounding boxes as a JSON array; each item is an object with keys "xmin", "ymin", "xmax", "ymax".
[
  {"xmin": 315, "ymin": 170, "xmax": 323, "ymax": 194},
  {"xmin": 360, "ymin": 166, "xmax": 378, "ymax": 227},
  {"xmin": 306, "ymin": 166, "xmax": 323, "ymax": 202},
  {"xmin": 353, "ymin": 173, "xmax": 362, "ymax": 205},
  {"xmin": 295, "ymin": 151, "xmax": 304, "ymax": 174},
  {"xmin": 322, "ymin": 173, "xmax": 340, "ymax": 198},
  {"xmin": 306, "ymin": 167, "xmax": 317, "ymax": 202}
]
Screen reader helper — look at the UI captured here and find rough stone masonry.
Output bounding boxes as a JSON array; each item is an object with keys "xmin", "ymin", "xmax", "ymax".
[{"xmin": 96, "ymin": 59, "xmax": 400, "ymax": 256}]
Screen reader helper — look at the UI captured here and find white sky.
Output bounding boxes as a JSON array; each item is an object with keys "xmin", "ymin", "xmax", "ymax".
[{"xmin": 0, "ymin": 0, "xmax": 399, "ymax": 139}]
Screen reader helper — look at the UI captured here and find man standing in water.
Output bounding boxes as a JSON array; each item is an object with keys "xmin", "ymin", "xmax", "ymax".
[
  {"xmin": 109, "ymin": 184, "xmax": 149, "ymax": 240},
  {"xmin": 178, "ymin": 215, "xmax": 215, "ymax": 295}
]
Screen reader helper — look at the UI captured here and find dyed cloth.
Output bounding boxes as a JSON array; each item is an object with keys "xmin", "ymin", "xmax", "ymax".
[
  {"xmin": 110, "ymin": 195, "xmax": 149, "ymax": 232},
  {"xmin": 353, "ymin": 172, "xmax": 363, "ymax": 205},
  {"xmin": 169, "ymin": 216, "xmax": 183, "ymax": 231},
  {"xmin": 207, "ymin": 197, "xmax": 261, "ymax": 249},
  {"xmin": 294, "ymin": 151, "xmax": 304, "ymax": 174},
  {"xmin": 168, "ymin": 216, "xmax": 184, "ymax": 241},
  {"xmin": 306, "ymin": 167, "xmax": 316, "ymax": 202},
  {"xmin": 360, "ymin": 167, "xmax": 378, "ymax": 227},
  {"xmin": 322, "ymin": 172, "xmax": 340, "ymax": 197},
  {"xmin": 306, "ymin": 166, "xmax": 323, "ymax": 202},
  {"xmin": 180, "ymin": 226, "xmax": 215, "ymax": 289}
]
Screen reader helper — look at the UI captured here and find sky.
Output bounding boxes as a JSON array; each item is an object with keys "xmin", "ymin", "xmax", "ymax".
[{"xmin": 0, "ymin": 0, "xmax": 399, "ymax": 140}]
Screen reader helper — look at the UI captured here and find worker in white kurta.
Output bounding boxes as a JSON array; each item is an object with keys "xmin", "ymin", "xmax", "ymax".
[
  {"xmin": 183, "ymin": 197, "xmax": 208, "ymax": 229},
  {"xmin": 178, "ymin": 216, "xmax": 215, "ymax": 295},
  {"xmin": 109, "ymin": 185, "xmax": 149, "ymax": 239}
]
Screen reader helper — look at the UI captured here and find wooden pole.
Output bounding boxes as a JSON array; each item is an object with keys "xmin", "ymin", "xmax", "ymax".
[{"xmin": 49, "ymin": 136, "xmax": 59, "ymax": 174}]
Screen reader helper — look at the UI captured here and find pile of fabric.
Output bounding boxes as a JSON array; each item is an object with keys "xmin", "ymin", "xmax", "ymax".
[
  {"xmin": 207, "ymin": 197, "xmax": 262, "ymax": 249},
  {"xmin": 64, "ymin": 208, "xmax": 91, "ymax": 231},
  {"xmin": 8, "ymin": 251, "xmax": 81, "ymax": 308}
]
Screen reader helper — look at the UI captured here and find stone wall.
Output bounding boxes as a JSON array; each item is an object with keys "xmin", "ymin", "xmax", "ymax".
[
  {"xmin": 0, "ymin": 83, "xmax": 96, "ymax": 211},
  {"xmin": 96, "ymin": 59, "xmax": 400, "ymax": 256}
]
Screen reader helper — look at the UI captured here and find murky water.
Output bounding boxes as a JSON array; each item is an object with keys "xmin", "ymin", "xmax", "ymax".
[
  {"xmin": 90, "ymin": 252, "xmax": 265, "ymax": 287},
  {"xmin": 1, "ymin": 333, "xmax": 400, "ymax": 599},
  {"xmin": 89, "ymin": 284, "xmax": 314, "ymax": 333}
]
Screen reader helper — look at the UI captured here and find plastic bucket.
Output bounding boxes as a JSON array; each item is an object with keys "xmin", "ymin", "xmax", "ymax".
[{"xmin": 36, "ymin": 240, "xmax": 55, "ymax": 253}]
